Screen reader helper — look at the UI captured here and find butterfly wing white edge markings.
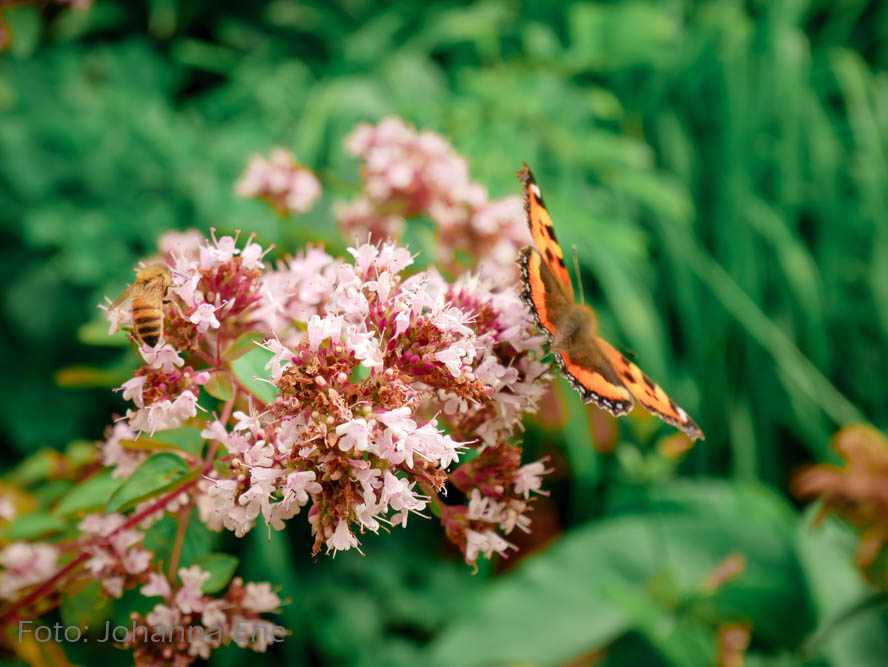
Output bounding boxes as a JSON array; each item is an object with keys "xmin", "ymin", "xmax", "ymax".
[{"xmin": 516, "ymin": 246, "xmax": 635, "ymax": 418}]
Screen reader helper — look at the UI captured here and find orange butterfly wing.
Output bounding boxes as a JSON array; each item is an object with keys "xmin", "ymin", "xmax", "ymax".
[
  {"xmin": 517, "ymin": 164, "xmax": 574, "ymax": 300},
  {"xmin": 516, "ymin": 163, "xmax": 705, "ymax": 441},
  {"xmin": 595, "ymin": 336, "xmax": 704, "ymax": 442},
  {"xmin": 518, "ymin": 246, "xmax": 634, "ymax": 416},
  {"xmin": 555, "ymin": 345, "xmax": 634, "ymax": 417}
]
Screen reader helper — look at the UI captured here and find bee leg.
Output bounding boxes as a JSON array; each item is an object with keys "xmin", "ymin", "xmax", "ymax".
[{"xmin": 165, "ymin": 298, "xmax": 188, "ymax": 321}]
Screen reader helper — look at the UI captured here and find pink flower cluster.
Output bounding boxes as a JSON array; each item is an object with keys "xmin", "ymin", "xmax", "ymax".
[
  {"xmin": 101, "ymin": 229, "xmax": 272, "ymax": 441},
  {"xmin": 236, "ymin": 148, "xmax": 321, "ymax": 214},
  {"xmin": 80, "ymin": 513, "xmax": 154, "ymax": 598},
  {"xmin": 125, "ymin": 568, "xmax": 282, "ymax": 665},
  {"xmin": 185, "ymin": 239, "xmax": 550, "ymax": 560},
  {"xmin": 99, "ymin": 228, "xmax": 551, "ymax": 563},
  {"xmin": 0, "ymin": 543, "xmax": 59, "ymax": 601},
  {"xmin": 340, "ymin": 117, "xmax": 531, "ymax": 284},
  {"xmin": 0, "ymin": 119, "xmax": 560, "ymax": 665}
]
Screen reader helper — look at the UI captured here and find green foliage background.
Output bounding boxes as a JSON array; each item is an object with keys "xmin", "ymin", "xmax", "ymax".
[{"xmin": 1, "ymin": 0, "xmax": 887, "ymax": 665}]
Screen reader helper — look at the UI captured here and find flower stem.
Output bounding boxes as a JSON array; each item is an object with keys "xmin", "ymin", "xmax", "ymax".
[
  {"xmin": 0, "ymin": 552, "xmax": 90, "ymax": 626},
  {"xmin": 193, "ymin": 348, "xmax": 218, "ymax": 368},
  {"xmin": 0, "ymin": 479, "xmax": 199, "ymax": 626},
  {"xmin": 167, "ymin": 507, "xmax": 190, "ymax": 581}
]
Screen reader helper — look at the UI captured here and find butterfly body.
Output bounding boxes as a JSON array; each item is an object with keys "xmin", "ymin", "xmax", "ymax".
[{"xmin": 516, "ymin": 165, "xmax": 703, "ymax": 441}]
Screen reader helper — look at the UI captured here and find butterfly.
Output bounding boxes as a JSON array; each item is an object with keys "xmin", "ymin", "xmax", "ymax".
[{"xmin": 516, "ymin": 164, "xmax": 704, "ymax": 442}]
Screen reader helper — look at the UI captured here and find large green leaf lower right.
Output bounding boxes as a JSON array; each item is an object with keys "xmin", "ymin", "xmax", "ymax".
[{"xmin": 426, "ymin": 480, "xmax": 809, "ymax": 667}]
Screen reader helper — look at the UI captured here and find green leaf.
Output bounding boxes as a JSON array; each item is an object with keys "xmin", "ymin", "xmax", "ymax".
[
  {"xmin": 64, "ymin": 440, "xmax": 97, "ymax": 468},
  {"xmin": 427, "ymin": 480, "xmax": 809, "ymax": 666},
  {"xmin": 230, "ymin": 346, "xmax": 278, "ymax": 405},
  {"xmin": 5, "ymin": 449, "xmax": 62, "ymax": 486},
  {"xmin": 61, "ymin": 581, "xmax": 113, "ymax": 628},
  {"xmin": 2, "ymin": 511, "xmax": 67, "ymax": 540},
  {"xmin": 76, "ymin": 318, "xmax": 131, "ymax": 346},
  {"xmin": 144, "ymin": 510, "xmax": 215, "ymax": 572},
  {"xmin": 31, "ymin": 480, "xmax": 74, "ymax": 510},
  {"xmin": 190, "ymin": 553, "xmax": 240, "ymax": 594},
  {"xmin": 106, "ymin": 453, "xmax": 192, "ymax": 513},
  {"xmin": 150, "ymin": 427, "xmax": 205, "ymax": 455},
  {"xmin": 203, "ymin": 371, "xmax": 234, "ymax": 401},
  {"xmin": 54, "ymin": 469, "xmax": 123, "ymax": 516},
  {"xmin": 223, "ymin": 332, "xmax": 266, "ymax": 362},
  {"xmin": 4, "ymin": 5, "xmax": 42, "ymax": 59},
  {"xmin": 795, "ymin": 507, "xmax": 888, "ymax": 667},
  {"xmin": 54, "ymin": 362, "xmax": 133, "ymax": 388}
]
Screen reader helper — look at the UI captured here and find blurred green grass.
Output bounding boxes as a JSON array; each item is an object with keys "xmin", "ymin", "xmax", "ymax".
[{"xmin": 1, "ymin": 1, "xmax": 887, "ymax": 665}]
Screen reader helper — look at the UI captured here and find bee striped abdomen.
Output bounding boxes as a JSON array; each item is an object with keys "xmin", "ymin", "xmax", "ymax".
[{"xmin": 132, "ymin": 301, "xmax": 163, "ymax": 347}]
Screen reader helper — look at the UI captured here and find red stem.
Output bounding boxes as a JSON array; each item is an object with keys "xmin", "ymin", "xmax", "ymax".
[
  {"xmin": 2, "ymin": 324, "xmax": 247, "ymax": 625},
  {"xmin": 0, "ymin": 479, "xmax": 198, "ymax": 626},
  {"xmin": 193, "ymin": 348, "xmax": 217, "ymax": 368}
]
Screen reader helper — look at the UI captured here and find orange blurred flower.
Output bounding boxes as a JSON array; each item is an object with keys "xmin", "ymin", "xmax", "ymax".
[{"xmin": 793, "ymin": 425, "xmax": 888, "ymax": 587}]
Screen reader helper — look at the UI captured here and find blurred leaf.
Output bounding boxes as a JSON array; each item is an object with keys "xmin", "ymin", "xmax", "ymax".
[
  {"xmin": 796, "ymin": 507, "xmax": 888, "ymax": 667},
  {"xmin": 148, "ymin": 426, "xmax": 205, "ymax": 456},
  {"xmin": 5, "ymin": 450, "xmax": 65, "ymax": 486},
  {"xmin": 230, "ymin": 346, "xmax": 279, "ymax": 405},
  {"xmin": 76, "ymin": 318, "xmax": 131, "ymax": 346},
  {"xmin": 54, "ymin": 469, "xmax": 123, "ymax": 517},
  {"xmin": 144, "ymin": 509, "xmax": 215, "ymax": 572},
  {"xmin": 60, "ymin": 580, "xmax": 113, "ymax": 629},
  {"xmin": 3, "ymin": 5, "xmax": 42, "ymax": 59},
  {"xmin": 429, "ymin": 480, "xmax": 809, "ymax": 666},
  {"xmin": 567, "ymin": 2, "xmax": 679, "ymax": 71},
  {"xmin": 54, "ymin": 362, "xmax": 133, "ymax": 388},
  {"xmin": 190, "ymin": 553, "xmax": 240, "ymax": 593},
  {"xmin": 106, "ymin": 452, "xmax": 192, "ymax": 513},
  {"xmin": 203, "ymin": 371, "xmax": 234, "ymax": 401},
  {"xmin": 2, "ymin": 511, "xmax": 67, "ymax": 540}
]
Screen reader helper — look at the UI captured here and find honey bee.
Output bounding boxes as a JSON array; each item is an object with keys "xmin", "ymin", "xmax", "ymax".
[{"xmin": 109, "ymin": 265, "xmax": 172, "ymax": 348}]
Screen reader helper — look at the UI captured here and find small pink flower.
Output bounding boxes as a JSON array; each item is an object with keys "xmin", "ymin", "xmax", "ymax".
[
  {"xmin": 283, "ymin": 471, "xmax": 321, "ymax": 505},
  {"xmin": 346, "ymin": 330, "xmax": 382, "ymax": 368},
  {"xmin": 146, "ymin": 603, "xmax": 181, "ymax": 628},
  {"xmin": 201, "ymin": 598, "xmax": 227, "ymax": 627},
  {"xmin": 236, "ymin": 148, "xmax": 321, "ymax": 214},
  {"xmin": 175, "ymin": 565, "xmax": 210, "ymax": 613},
  {"xmin": 307, "ymin": 314, "xmax": 343, "ymax": 351},
  {"xmin": 120, "ymin": 375, "xmax": 147, "ymax": 408},
  {"xmin": 201, "ymin": 420, "xmax": 230, "ymax": 446},
  {"xmin": 0, "ymin": 543, "xmax": 59, "ymax": 601},
  {"xmin": 241, "ymin": 582, "xmax": 280, "ymax": 613},
  {"xmin": 141, "ymin": 343, "xmax": 184, "ymax": 374},
  {"xmin": 514, "ymin": 459, "xmax": 552, "ymax": 498},
  {"xmin": 326, "ymin": 520, "xmax": 360, "ymax": 555},
  {"xmin": 260, "ymin": 338, "xmax": 294, "ymax": 381},
  {"xmin": 189, "ymin": 302, "xmax": 223, "ymax": 334},
  {"xmin": 465, "ymin": 529, "xmax": 516, "ymax": 563},
  {"xmin": 141, "ymin": 572, "xmax": 172, "ymax": 598},
  {"xmin": 435, "ymin": 344, "xmax": 469, "ymax": 376},
  {"xmin": 159, "ymin": 230, "xmax": 203, "ymax": 258},
  {"xmin": 200, "ymin": 230, "xmax": 239, "ymax": 269},
  {"xmin": 335, "ymin": 418, "xmax": 372, "ymax": 452}
]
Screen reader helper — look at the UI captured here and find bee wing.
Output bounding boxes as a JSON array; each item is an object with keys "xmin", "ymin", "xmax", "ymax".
[
  {"xmin": 142, "ymin": 276, "xmax": 168, "ymax": 299},
  {"xmin": 108, "ymin": 283, "xmax": 139, "ymax": 311}
]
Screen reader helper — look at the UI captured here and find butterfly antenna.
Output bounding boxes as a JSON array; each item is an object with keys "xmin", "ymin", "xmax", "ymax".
[{"xmin": 572, "ymin": 244, "xmax": 584, "ymax": 305}]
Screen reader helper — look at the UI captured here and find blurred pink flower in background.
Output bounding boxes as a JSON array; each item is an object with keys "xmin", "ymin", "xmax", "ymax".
[
  {"xmin": 236, "ymin": 148, "xmax": 321, "ymax": 214},
  {"xmin": 341, "ymin": 117, "xmax": 531, "ymax": 284}
]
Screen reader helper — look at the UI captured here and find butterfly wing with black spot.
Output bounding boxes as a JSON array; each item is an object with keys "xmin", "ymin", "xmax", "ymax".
[
  {"xmin": 595, "ymin": 336, "xmax": 705, "ymax": 441},
  {"xmin": 517, "ymin": 246, "xmax": 571, "ymax": 339},
  {"xmin": 556, "ymin": 328, "xmax": 635, "ymax": 416},
  {"xmin": 517, "ymin": 163, "xmax": 574, "ymax": 300}
]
